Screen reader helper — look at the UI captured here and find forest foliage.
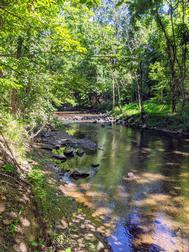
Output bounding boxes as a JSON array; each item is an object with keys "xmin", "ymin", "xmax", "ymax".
[
  {"xmin": 1, "ymin": 0, "xmax": 189, "ymax": 137},
  {"xmin": 1, "ymin": 1, "xmax": 189, "ymax": 250}
]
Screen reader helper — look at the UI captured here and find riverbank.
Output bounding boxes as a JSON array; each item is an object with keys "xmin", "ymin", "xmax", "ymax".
[
  {"xmin": 39, "ymin": 119, "xmax": 189, "ymax": 251},
  {"xmin": 0, "ymin": 121, "xmax": 110, "ymax": 251},
  {"xmin": 112, "ymin": 101, "xmax": 189, "ymax": 136},
  {"xmin": 30, "ymin": 124, "xmax": 111, "ymax": 251},
  {"xmin": 1, "ymin": 114, "xmax": 189, "ymax": 251},
  {"xmin": 55, "ymin": 108, "xmax": 189, "ymax": 136}
]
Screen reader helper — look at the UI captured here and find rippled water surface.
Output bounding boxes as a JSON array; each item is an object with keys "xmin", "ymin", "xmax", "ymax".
[{"xmin": 62, "ymin": 123, "xmax": 189, "ymax": 251}]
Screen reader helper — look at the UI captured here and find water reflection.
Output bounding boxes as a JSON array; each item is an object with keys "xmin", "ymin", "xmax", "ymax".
[{"xmin": 61, "ymin": 124, "xmax": 189, "ymax": 251}]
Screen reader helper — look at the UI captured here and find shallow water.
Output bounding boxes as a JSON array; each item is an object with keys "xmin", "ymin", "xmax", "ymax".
[{"xmin": 62, "ymin": 123, "xmax": 189, "ymax": 251}]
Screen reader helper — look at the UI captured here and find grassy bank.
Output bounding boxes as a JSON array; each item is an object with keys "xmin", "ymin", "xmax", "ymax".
[{"xmin": 112, "ymin": 101, "xmax": 189, "ymax": 132}]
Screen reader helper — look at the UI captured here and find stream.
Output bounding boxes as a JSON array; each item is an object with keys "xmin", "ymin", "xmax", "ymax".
[{"xmin": 59, "ymin": 122, "xmax": 189, "ymax": 251}]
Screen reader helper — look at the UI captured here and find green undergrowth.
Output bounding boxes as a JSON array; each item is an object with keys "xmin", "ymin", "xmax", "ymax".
[
  {"xmin": 27, "ymin": 150, "xmax": 105, "ymax": 251},
  {"xmin": 28, "ymin": 165, "xmax": 73, "ymax": 225},
  {"xmin": 27, "ymin": 164, "xmax": 77, "ymax": 250},
  {"xmin": 113, "ymin": 101, "xmax": 189, "ymax": 131}
]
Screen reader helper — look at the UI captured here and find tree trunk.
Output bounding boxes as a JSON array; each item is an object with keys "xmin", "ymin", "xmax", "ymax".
[
  {"xmin": 180, "ymin": 0, "xmax": 187, "ymax": 114},
  {"xmin": 116, "ymin": 78, "xmax": 121, "ymax": 109},
  {"xmin": 155, "ymin": 9, "xmax": 178, "ymax": 114},
  {"xmin": 11, "ymin": 36, "xmax": 23, "ymax": 114},
  {"xmin": 137, "ymin": 61, "xmax": 144, "ymax": 121},
  {"xmin": 112, "ymin": 71, "xmax": 116, "ymax": 109},
  {"xmin": 170, "ymin": 3, "xmax": 177, "ymax": 113}
]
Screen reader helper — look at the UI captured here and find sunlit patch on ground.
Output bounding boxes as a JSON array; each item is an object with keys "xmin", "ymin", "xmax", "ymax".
[
  {"xmin": 59, "ymin": 182, "xmax": 117, "ymax": 238},
  {"xmin": 54, "ymin": 209, "xmax": 110, "ymax": 251},
  {"xmin": 0, "ymin": 175, "xmax": 41, "ymax": 252}
]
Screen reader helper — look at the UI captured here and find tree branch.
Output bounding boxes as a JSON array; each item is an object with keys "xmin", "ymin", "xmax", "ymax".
[{"xmin": 0, "ymin": 6, "xmax": 22, "ymax": 20}]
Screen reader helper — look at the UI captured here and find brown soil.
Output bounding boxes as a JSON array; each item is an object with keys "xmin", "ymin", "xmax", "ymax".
[{"xmin": 0, "ymin": 171, "xmax": 42, "ymax": 252}]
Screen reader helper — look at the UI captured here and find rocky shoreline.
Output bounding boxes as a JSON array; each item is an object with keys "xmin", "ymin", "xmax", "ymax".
[
  {"xmin": 55, "ymin": 111, "xmax": 189, "ymax": 137},
  {"xmin": 33, "ymin": 124, "xmax": 111, "ymax": 251},
  {"xmin": 115, "ymin": 117, "xmax": 189, "ymax": 137}
]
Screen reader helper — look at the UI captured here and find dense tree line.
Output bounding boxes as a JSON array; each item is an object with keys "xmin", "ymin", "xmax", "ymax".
[{"xmin": 0, "ymin": 0, "xmax": 189, "ymax": 132}]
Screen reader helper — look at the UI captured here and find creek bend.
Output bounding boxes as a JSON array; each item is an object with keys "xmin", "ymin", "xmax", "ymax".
[{"xmin": 55, "ymin": 116, "xmax": 189, "ymax": 252}]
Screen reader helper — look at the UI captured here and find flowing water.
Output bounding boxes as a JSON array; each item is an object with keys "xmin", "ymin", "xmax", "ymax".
[{"xmin": 61, "ymin": 123, "xmax": 189, "ymax": 252}]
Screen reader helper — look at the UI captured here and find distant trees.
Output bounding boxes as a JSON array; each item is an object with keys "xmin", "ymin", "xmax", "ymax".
[
  {"xmin": 75, "ymin": 0, "xmax": 189, "ymax": 113},
  {"xmin": 120, "ymin": 0, "xmax": 189, "ymax": 113}
]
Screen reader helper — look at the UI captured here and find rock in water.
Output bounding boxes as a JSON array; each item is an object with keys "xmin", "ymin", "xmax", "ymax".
[
  {"xmin": 52, "ymin": 154, "xmax": 67, "ymax": 162},
  {"xmin": 91, "ymin": 163, "xmax": 100, "ymax": 168},
  {"xmin": 40, "ymin": 144, "xmax": 54, "ymax": 151},
  {"xmin": 64, "ymin": 149, "xmax": 74, "ymax": 157},
  {"xmin": 70, "ymin": 170, "xmax": 90, "ymax": 180},
  {"xmin": 90, "ymin": 166, "xmax": 99, "ymax": 176},
  {"xmin": 123, "ymin": 172, "xmax": 138, "ymax": 181},
  {"xmin": 54, "ymin": 144, "xmax": 61, "ymax": 150},
  {"xmin": 127, "ymin": 172, "xmax": 134, "ymax": 178},
  {"xmin": 76, "ymin": 149, "xmax": 85, "ymax": 157}
]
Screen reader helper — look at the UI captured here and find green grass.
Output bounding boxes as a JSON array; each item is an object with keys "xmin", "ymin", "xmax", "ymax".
[
  {"xmin": 113, "ymin": 101, "xmax": 171, "ymax": 117},
  {"xmin": 112, "ymin": 101, "xmax": 189, "ymax": 131}
]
